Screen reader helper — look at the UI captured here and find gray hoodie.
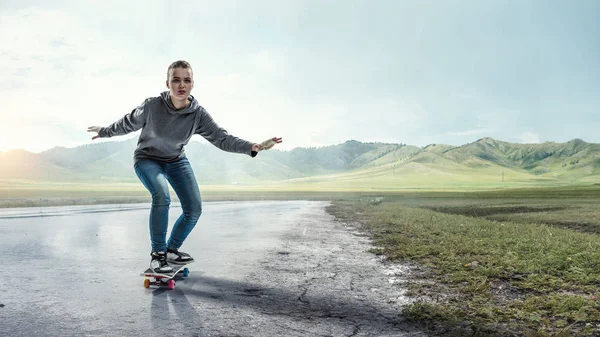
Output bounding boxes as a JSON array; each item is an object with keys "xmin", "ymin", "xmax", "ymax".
[{"xmin": 99, "ymin": 91, "xmax": 256, "ymax": 162}]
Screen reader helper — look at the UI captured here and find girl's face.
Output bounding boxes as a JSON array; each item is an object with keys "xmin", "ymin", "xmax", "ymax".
[{"xmin": 167, "ymin": 67, "xmax": 194, "ymax": 100}]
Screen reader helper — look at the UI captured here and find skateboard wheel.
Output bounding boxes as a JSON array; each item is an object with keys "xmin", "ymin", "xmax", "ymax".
[
  {"xmin": 183, "ymin": 268, "xmax": 189, "ymax": 277},
  {"xmin": 168, "ymin": 280, "xmax": 175, "ymax": 290},
  {"xmin": 144, "ymin": 279, "xmax": 150, "ymax": 288}
]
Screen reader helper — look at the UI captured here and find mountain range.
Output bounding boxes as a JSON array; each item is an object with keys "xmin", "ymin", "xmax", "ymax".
[{"xmin": 1, "ymin": 137, "xmax": 599, "ymax": 188}]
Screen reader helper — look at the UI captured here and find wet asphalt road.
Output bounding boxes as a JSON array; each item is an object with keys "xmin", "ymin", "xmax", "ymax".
[{"xmin": 0, "ymin": 200, "xmax": 426, "ymax": 337}]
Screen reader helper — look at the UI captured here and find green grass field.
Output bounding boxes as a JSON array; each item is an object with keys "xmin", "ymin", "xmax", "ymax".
[
  {"xmin": 0, "ymin": 180, "xmax": 374, "ymax": 207},
  {"xmin": 0, "ymin": 172, "xmax": 593, "ymax": 208}
]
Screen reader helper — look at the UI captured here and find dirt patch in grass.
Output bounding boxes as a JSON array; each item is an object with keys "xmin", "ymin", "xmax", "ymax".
[
  {"xmin": 424, "ymin": 205, "xmax": 567, "ymax": 217},
  {"xmin": 428, "ymin": 204, "xmax": 600, "ymax": 236},
  {"xmin": 540, "ymin": 221, "xmax": 600, "ymax": 235}
]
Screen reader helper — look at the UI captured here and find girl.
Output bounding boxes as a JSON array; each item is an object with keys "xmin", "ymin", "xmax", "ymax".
[{"xmin": 88, "ymin": 60, "xmax": 282, "ymax": 273}]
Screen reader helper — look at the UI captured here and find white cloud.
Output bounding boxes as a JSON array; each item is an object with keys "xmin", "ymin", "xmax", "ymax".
[
  {"xmin": 312, "ymin": 97, "xmax": 430, "ymax": 146},
  {"xmin": 447, "ymin": 129, "xmax": 489, "ymax": 136},
  {"xmin": 250, "ymin": 50, "xmax": 285, "ymax": 76},
  {"xmin": 196, "ymin": 69, "xmax": 342, "ymax": 149},
  {"xmin": 517, "ymin": 132, "xmax": 541, "ymax": 144}
]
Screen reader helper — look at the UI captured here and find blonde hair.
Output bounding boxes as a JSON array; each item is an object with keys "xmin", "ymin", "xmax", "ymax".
[{"xmin": 167, "ymin": 60, "xmax": 193, "ymax": 80}]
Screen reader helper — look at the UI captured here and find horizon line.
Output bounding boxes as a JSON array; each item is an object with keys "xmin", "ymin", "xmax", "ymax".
[{"xmin": 0, "ymin": 136, "xmax": 590, "ymax": 154}]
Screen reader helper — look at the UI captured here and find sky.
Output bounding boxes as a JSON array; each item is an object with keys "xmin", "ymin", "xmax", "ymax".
[{"xmin": 0, "ymin": 0, "xmax": 599, "ymax": 153}]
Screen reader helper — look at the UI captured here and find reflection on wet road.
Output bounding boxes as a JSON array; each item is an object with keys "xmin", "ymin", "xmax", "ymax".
[{"xmin": 0, "ymin": 200, "xmax": 425, "ymax": 337}]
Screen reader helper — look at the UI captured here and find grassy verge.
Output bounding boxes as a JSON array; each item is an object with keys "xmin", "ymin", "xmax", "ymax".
[
  {"xmin": 3, "ymin": 183, "xmax": 600, "ymax": 208},
  {"xmin": 0, "ymin": 181, "xmax": 379, "ymax": 208},
  {"xmin": 327, "ymin": 194, "xmax": 600, "ymax": 336},
  {"xmin": 0, "ymin": 189, "xmax": 372, "ymax": 208}
]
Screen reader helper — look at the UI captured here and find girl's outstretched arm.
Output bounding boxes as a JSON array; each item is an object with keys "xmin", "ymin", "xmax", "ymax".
[
  {"xmin": 195, "ymin": 107, "xmax": 255, "ymax": 154},
  {"xmin": 87, "ymin": 99, "xmax": 149, "ymax": 140}
]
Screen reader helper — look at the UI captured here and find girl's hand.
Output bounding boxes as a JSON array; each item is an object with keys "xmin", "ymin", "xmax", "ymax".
[
  {"xmin": 87, "ymin": 126, "xmax": 102, "ymax": 140},
  {"xmin": 255, "ymin": 137, "xmax": 283, "ymax": 151}
]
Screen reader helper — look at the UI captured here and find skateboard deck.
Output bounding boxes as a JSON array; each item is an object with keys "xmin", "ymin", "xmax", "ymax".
[{"xmin": 140, "ymin": 262, "xmax": 193, "ymax": 290}]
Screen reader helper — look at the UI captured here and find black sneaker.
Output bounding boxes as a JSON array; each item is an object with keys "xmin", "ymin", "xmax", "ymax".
[
  {"xmin": 150, "ymin": 252, "xmax": 173, "ymax": 273},
  {"xmin": 166, "ymin": 247, "xmax": 194, "ymax": 265}
]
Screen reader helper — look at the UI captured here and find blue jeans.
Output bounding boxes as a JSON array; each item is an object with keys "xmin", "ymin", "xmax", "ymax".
[{"xmin": 134, "ymin": 157, "xmax": 202, "ymax": 253}]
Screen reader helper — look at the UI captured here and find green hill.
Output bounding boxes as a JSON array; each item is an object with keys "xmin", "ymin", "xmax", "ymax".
[{"xmin": 2, "ymin": 137, "xmax": 600, "ymax": 189}]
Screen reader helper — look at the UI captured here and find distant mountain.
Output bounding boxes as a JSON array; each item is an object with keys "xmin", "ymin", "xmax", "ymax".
[
  {"xmin": 2, "ymin": 137, "xmax": 600, "ymax": 187},
  {"xmin": 442, "ymin": 137, "xmax": 600, "ymax": 177},
  {"xmin": 0, "ymin": 149, "xmax": 71, "ymax": 180}
]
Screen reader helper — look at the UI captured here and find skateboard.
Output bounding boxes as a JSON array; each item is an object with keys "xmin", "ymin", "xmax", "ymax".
[{"xmin": 140, "ymin": 263, "xmax": 192, "ymax": 290}]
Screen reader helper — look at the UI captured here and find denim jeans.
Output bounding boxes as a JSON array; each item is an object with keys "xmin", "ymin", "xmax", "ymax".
[{"xmin": 134, "ymin": 157, "xmax": 202, "ymax": 253}]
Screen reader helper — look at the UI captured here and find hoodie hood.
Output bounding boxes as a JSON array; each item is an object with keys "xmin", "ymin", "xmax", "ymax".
[{"xmin": 160, "ymin": 91, "xmax": 200, "ymax": 114}]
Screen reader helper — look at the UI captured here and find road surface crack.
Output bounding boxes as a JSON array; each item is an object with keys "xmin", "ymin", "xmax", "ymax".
[{"xmin": 298, "ymin": 286, "xmax": 309, "ymax": 304}]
